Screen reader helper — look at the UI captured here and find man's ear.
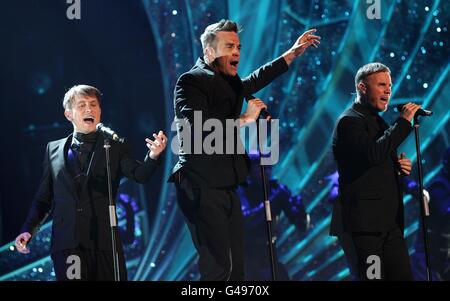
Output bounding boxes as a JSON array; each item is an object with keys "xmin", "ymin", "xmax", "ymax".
[
  {"xmin": 64, "ymin": 110, "xmax": 73, "ymax": 122},
  {"xmin": 205, "ymin": 46, "xmax": 215, "ymax": 61},
  {"xmin": 358, "ymin": 82, "xmax": 366, "ymax": 95}
]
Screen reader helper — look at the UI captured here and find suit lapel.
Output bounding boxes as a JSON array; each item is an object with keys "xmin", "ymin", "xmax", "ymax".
[
  {"xmin": 50, "ymin": 135, "xmax": 79, "ymax": 200},
  {"xmin": 50, "ymin": 133, "xmax": 107, "ymax": 202},
  {"xmin": 352, "ymin": 103, "xmax": 382, "ymax": 133},
  {"xmin": 78, "ymin": 133, "xmax": 105, "ymax": 200},
  {"xmin": 353, "ymin": 104, "xmax": 400, "ymax": 170}
]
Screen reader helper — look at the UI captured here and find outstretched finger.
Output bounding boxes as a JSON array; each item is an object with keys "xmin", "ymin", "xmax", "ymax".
[
  {"xmin": 311, "ymin": 41, "xmax": 320, "ymax": 48},
  {"xmin": 158, "ymin": 133, "xmax": 168, "ymax": 145},
  {"xmin": 153, "ymin": 133, "xmax": 163, "ymax": 144},
  {"xmin": 302, "ymin": 28, "xmax": 317, "ymax": 36},
  {"xmin": 146, "ymin": 138, "xmax": 160, "ymax": 148}
]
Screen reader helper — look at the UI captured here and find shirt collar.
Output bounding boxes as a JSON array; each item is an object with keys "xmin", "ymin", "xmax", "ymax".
[{"xmin": 71, "ymin": 131, "xmax": 98, "ymax": 147}]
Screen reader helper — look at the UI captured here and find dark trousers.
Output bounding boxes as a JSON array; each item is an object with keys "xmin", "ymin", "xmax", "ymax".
[
  {"xmin": 350, "ymin": 227, "xmax": 413, "ymax": 281},
  {"xmin": 51, "ymin": 245, "xmax": 127, "ymax": 281},
  {"xmin": 175, "ymin": 177, "xmax": 245, "ymax": 281},
  {"xmin": 336, "ymin": 231, "xmax": 359, "ymax": 281}
]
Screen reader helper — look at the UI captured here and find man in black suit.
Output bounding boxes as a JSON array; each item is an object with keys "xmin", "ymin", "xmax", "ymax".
[
  {"xmin": 170, "ymin": 19, "xmax": 320, "ymax": 280},
  {"xmin": 15, "ymin": 85, "xmax": 167, "ymax": 280},
  {"xmin": 330, "ymin": 63, "xmax": 421, "ymax": 280}
]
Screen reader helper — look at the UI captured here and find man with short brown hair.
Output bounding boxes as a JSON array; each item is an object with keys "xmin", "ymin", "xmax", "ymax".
[
  {"xmin": 15, "ymin": 84, "xmax": 167, "ymax": 280},
  {"xmin": 331, "ymin": 63, "xmax": 421, "ymax": 280},
  {"xmin": 171, "ymin": 19, "xmax": 320, "ymax": 280}
]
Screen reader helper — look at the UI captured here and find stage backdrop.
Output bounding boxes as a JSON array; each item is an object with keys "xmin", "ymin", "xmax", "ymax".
[{"xmin": 0, "ymin": 0, "xmax": 448, "ymax": 281}]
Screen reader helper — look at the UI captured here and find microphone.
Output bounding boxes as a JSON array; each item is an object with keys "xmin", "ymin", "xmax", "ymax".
[
  {"xmin": 96, "ymin": 123, "xmax": 125, "ymax": 143},
  {"xmin": 245, "ymin": 95, "xmax": 272, "ymax": 120},
  {"xmin": 396, "ymin": 103, "xmax": 433, "ymax": 117}
]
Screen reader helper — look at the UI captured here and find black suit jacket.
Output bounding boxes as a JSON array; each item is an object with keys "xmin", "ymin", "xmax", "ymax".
[
  {"xmin": 170, "ymin": 56, "xmax": 288, "ymax": 188},
  {"xmin": 21, "ymin": 133, "xmax": 158, "ymax": 252},
  {"xmin": 330, "ymin": 102, "xmax": 413, "ymax": 234}
]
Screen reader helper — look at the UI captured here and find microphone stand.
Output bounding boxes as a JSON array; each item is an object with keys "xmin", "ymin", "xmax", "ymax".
[
  {"xmin": 256, "ymin": 118, "xmax": 277, "ymax": 281},
  {"xmin": 103, "ymin": 138, "xmax": 121, "ymax": 281},
  {"xmin": 413, "ymin": 115, "xmax": 432, "ymax": 281}
]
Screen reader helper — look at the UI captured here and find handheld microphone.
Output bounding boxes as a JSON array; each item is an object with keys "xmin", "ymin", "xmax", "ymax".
[
  {"xmin": 396, "ymin": 103, "xmax": 433, "ymax": 117},
  {"xmin": 96, "ymin": 123, "xmax": 125, "ymax": 143},
  {"xmin": 245, "ymin": 95, "xmax": 272, "ymax": 120}
]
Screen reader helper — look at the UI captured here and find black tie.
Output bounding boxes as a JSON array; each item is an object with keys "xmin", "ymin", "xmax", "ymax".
[{"xmin": 68, "ymin": 132, "xmax": 98, "ymax": 195}]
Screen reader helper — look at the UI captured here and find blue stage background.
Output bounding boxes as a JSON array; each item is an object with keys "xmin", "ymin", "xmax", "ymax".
[{"xmin": 0, "ymin": 0, "xmax": 448, "ymax": 281}]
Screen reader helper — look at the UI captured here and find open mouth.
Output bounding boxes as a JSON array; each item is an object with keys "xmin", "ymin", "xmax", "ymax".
[
  {"xmin": 230, "ymin": 60, "xmax": 239, "ymax": 69},
  {"xmin": 380, "ymin": 97, "xmax": 389, "ymax": 103},
  {"xmin": 83, "ymin": 117, "xmax": 95, "ymax": 125}
]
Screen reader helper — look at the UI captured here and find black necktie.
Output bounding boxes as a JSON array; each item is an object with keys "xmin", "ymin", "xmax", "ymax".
[
  {"xmin": 68, "ymin": 132, "xmax": 98, "ymax": 195},
  {"xmin": 67, "ymin": 145, "xmax": 85, "ymax": 196},
  {"xmin": 72, "ymin": 132, "xmax": 97, "ymax": 170}
]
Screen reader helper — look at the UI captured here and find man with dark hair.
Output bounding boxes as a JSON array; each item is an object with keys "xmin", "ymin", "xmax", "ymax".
[
  {"xmin": 330, "ymin": 63, "xmax": 421, "ymax": 280},
  {"xmin": 15, "ymin": 84, "xmax": 167, "ymax": 280},
  {"xmin": 170, "ymin": 19, "xmax": 320, "ymax": 280}
]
